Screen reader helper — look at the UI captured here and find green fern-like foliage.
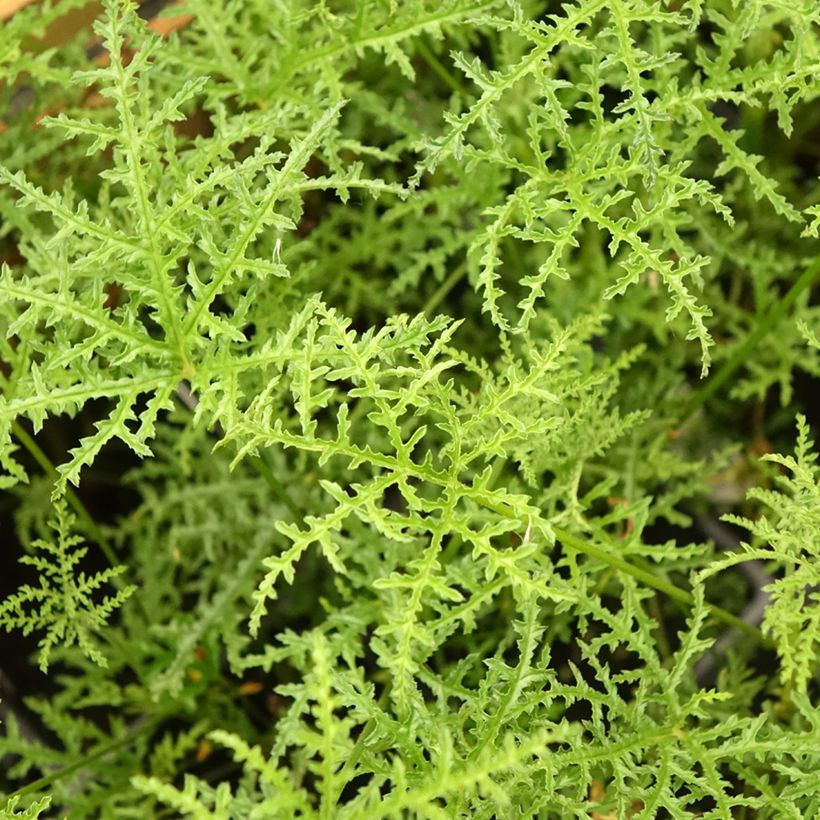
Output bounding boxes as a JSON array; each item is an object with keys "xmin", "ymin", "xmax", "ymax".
[
  {"xmin": 0, "ymin": 796, "xmax": 51, "ymax": 819},
  {"xmin": 0, "ymin": 0, "xmax": 819, "ymax": 817},
  {"xmin": 0, "ymin": 501, "xmax": 134, "ymax": 673},
  {"xmin": 704, "ymin": 416, "xmax": 820, "ymax": 695},
  {"xmin": 132, "ymin": 585, "xmax": 820, "ymax": 818}
]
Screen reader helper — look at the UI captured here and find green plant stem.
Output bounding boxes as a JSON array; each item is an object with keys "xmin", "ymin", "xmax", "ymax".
[
  {"xmin": 248, "ymin": 454, "xmax": 304, "ymax": 524},
  {"xmin": 415, "ymin": 36, "xmax": 462, "ymax": 95},
  {"xmin": 681, "ymin": 254, "xmax": 820, "ymax": 422},
  {"xmin": 553, "ymin": 526, "xmax": 772, "ymax": 646},
  {"xmin": 330, "ymin": 680, "xmax": 392, "ymax": 807},
  {"xmin": 11, "ymin": 420, "xmax": 119, "ymax": 567},
  {"xmin": 422, "ymin": 263, "xmax": 466, "ymax": 318},
  {"xmin": 648, "ymin": 593, "xmax": 672, "ymax": 661},
  {"xmin": 5, "ymin": 715, "xmax": 163, "ymax": 802}
]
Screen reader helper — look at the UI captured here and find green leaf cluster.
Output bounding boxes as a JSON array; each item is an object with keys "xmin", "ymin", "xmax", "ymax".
[
  {"xmin": 0, "ymin": 501, "xmax": 134, "ymax": 672},
  {"xmin": 0, "ymin": 0, "xmax": 818, "ymax": 817}
]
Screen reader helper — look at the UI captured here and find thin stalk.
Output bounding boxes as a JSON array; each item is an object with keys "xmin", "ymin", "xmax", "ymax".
[
  {"xmin": 553, "ymin": 526, "xmax": 772, "ymax": 646},
  {"xmin": 248, "ymin": 454, "xmax": 304, "ymax": 524},
  {"xmin": 648, "ymin": 593, "xmax": 672, "ymax": 661},
  {"xmin": 11, "ymin": 419, "xmax": 118, "ymax": 567},
  {"xmin": 422, "ymin": 263, "xmax": 466, "ymax": 318},
  {"xmin": 330, "ymin": 681, "xmax": 392, "ymax": 807},
  {"xmin": 5, "ymin": 715, "xmax": 163, "ymax": 801},
  {"xmin": 415, "ymin": 36, "xmax": 462, "ymax": 95}
]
